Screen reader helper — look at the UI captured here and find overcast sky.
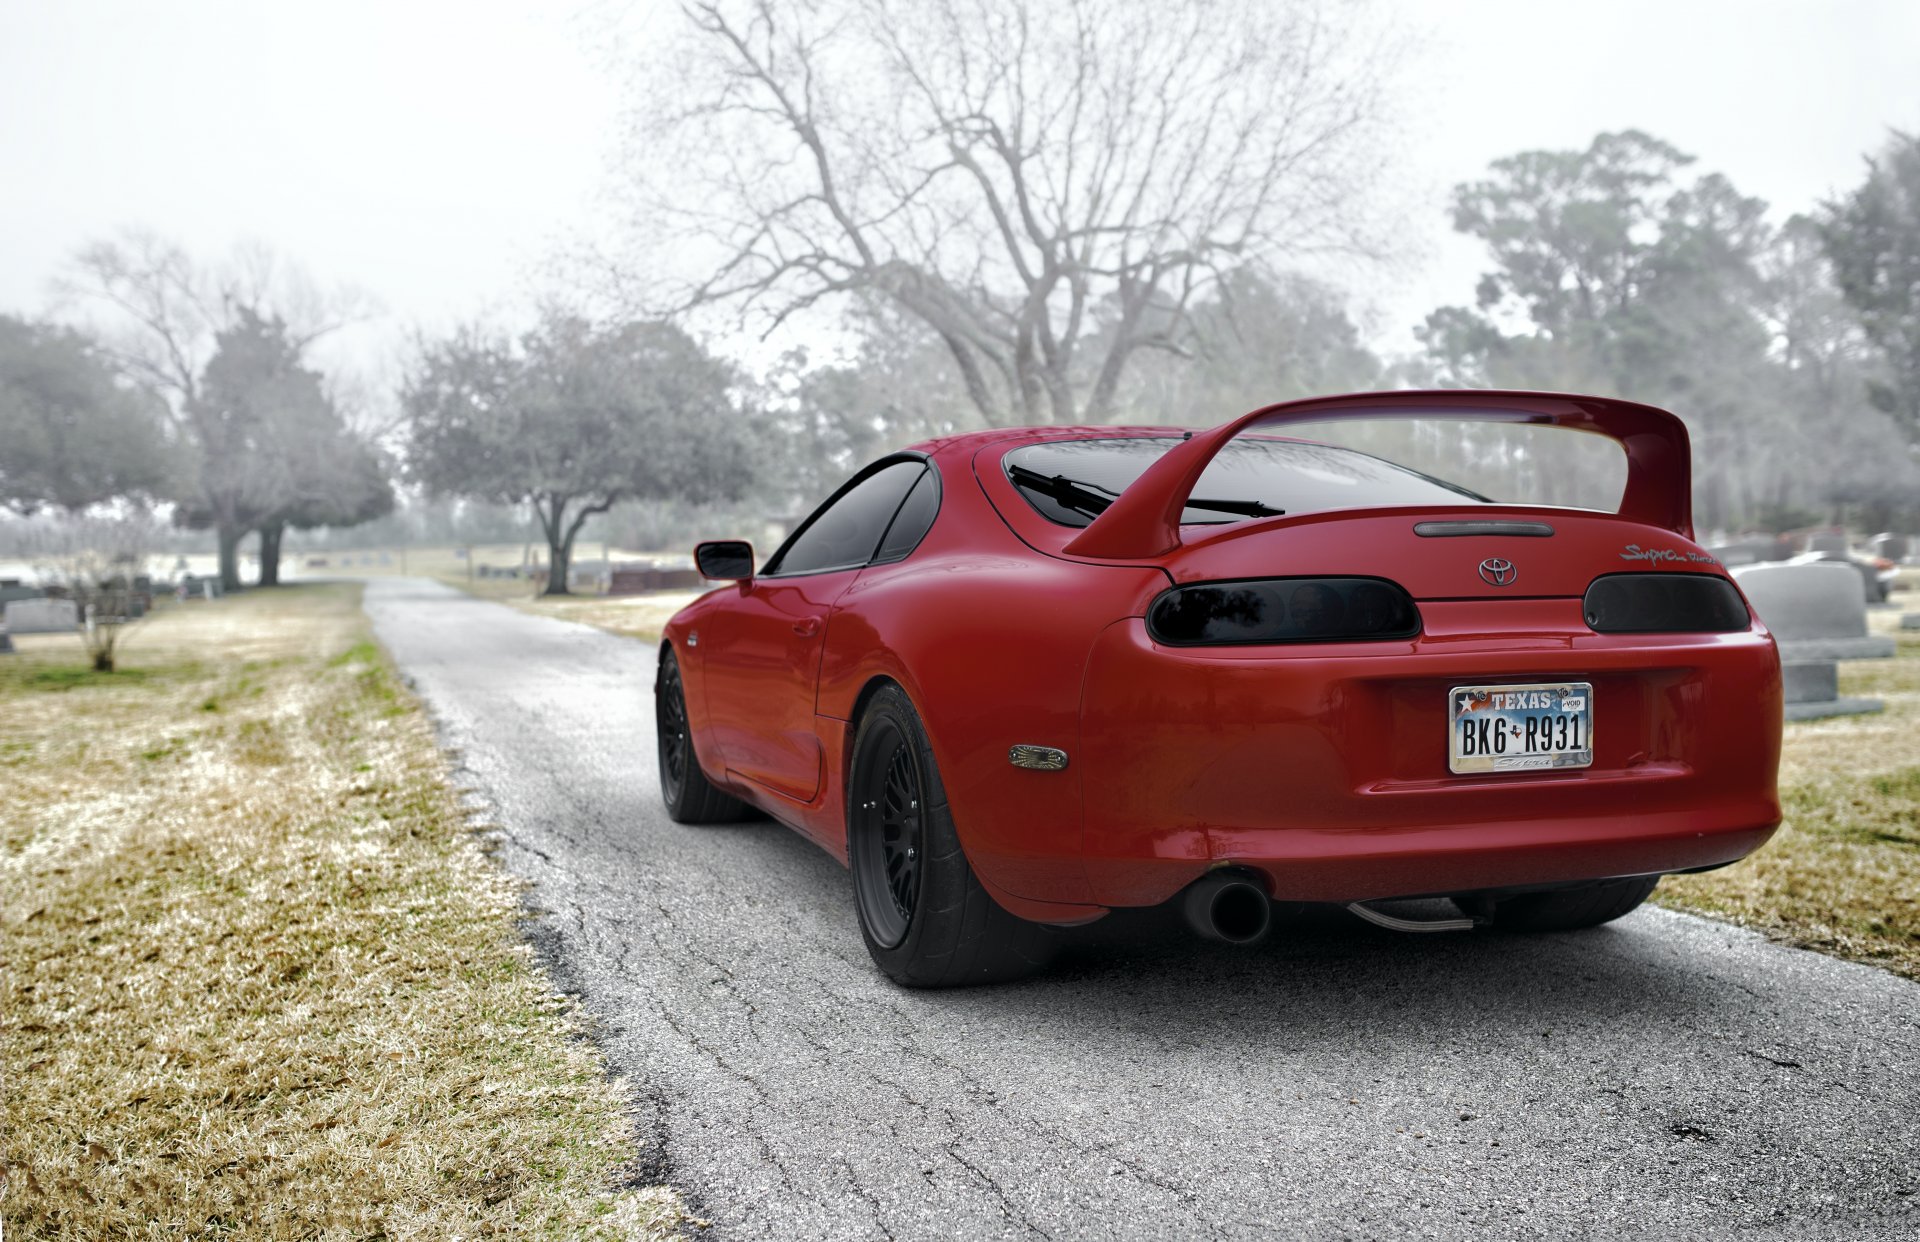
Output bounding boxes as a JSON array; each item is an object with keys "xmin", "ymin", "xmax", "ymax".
[{"xmin": 3, "ymin": 0, "xmax": 1916, "ymax": 377}]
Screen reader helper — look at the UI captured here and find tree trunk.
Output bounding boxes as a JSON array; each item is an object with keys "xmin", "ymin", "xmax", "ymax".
[
  {"xmin": 258, "ymin": 522, "xmax": 284, "ymax": 587},
  {"xmin": 217, "ymin": 523, "xmax": 244, "ymax": 594},
  {"xmin": 536, "ymin": 492, "xmax": 573, "ymax": 596}
]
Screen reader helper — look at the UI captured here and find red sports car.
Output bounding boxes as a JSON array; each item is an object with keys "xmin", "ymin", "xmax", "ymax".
[{"xmin": 656, "ymin": 390, "xmax": 1782, "ymax": 986}]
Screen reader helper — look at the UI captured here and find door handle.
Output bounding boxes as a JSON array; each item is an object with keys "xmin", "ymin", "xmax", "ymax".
[{"xmin": 792, "ymin": 616, "xmax": 821, "ymax": 637}]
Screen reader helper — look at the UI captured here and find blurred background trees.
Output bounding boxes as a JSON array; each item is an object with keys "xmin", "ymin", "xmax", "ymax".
[
  {"xmin": 2, "ymin": 4, "xmax": 1917, "ymax": 576},
  {"xmin": 402, "ymin": 315, "xmax": 751, "ymax": 594},
  {"xmin": 0, "ymin": 314, "xmax": 175, "ymax": 514},
  {"xmin": 1822, "ymin": 130, "xmax": 1920, "ymax": 441},
  {"xmin": 47, "ymin": 233, "xmax": 394, "ymax": 589},
  {"xmin": 1415, "ymin": 129, "xmax": 1919, "ymax": 531}
]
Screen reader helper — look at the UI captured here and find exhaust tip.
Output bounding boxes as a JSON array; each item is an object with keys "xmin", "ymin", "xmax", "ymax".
[{"xmin": 1182, "ymin": 873, "xmax": 1273, "ymax": 944}]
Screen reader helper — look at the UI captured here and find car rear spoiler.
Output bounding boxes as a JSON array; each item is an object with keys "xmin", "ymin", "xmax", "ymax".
[{"xmin": 1060, "ymin": 389, "xmax": 1694, "ymax": 559}]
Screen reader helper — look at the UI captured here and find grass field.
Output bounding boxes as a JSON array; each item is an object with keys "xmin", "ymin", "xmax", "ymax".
[
  {"xmin": 1657, "ymin": 587, "xmax": 1920, "ymax": 978},
  {"xmin": 0, "ymin": 588, "xmax": 682, "ymax": 1238}
]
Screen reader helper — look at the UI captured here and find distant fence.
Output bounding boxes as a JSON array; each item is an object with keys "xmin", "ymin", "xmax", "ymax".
[{"xmin": 609, "ymin": 567, "xmax": 702, "ymax": 595}]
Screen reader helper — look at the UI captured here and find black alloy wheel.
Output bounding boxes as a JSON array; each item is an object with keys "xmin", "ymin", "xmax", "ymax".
[
  {"xmin": 657, "ymin": 654, "xmax": 692, "ymax": 800},
  {"xmin": 850, "ymin": 720, "xmax": 925, "ymax": 948},
  {"xmin": 655, "ymin": 648, "xmax": 749, "ymax": 824},
  {"xmin": 846, "ymin": 684, "xmax": 1055, "ymax": 986}
]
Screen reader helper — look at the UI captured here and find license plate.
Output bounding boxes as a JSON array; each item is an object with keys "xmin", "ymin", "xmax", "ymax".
[{"xmin": 1448, "ymin": 682, "xmax": 1593, "ymax": 774}]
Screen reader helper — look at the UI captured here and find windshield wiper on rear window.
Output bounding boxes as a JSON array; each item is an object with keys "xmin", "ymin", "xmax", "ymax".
[{"xmin": 1006, "ymin": 464, "xmax": 1284, "ymax": 521}]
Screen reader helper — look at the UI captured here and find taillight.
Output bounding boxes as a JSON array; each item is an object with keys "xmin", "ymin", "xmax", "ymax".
[
  {"xmin": 1583, "ymin": 573, "xmax": 1749, "ymax": 633},
  {"xmin": 1148, "ymin": 577, "xmax": 1421, "ymax": 646}
]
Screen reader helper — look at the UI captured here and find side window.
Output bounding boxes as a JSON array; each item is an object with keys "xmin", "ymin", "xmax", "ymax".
[
  {"xmin": 873, "ymin": 469, "xmax": 940, "ymax": 564},
  {"xmin": 767, "ymin": 461, "xmax": 925, "ymax": 576}
]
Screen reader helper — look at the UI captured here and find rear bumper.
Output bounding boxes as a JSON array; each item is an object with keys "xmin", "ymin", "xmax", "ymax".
[
  {"xmin": 1070, "ymin": 601, "xmax": 1783, "ymax": 909},
  {"xmin": 1076, "ymin": 805, "xmax": 1778, "ymax": 908}
]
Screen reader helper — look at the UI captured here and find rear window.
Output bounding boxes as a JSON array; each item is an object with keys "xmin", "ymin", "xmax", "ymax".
[{"xmin": 1003, "ymin": 437, "xmax": 1487, "ymax": 528}]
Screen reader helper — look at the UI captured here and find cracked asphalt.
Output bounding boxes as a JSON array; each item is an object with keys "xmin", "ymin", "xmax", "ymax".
[{"xmin": 362, "ymin": 578, "xmax": 1920, "ymax": 1240}]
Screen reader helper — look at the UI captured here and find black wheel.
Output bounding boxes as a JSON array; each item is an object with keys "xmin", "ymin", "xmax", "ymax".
[
  {"xmin": 656, "ymin": 648, "xmax": 750, "ymax": 824},
  {"xmin": 1459, "ymin": 874, "xmax": 1661, "ymax": 932},
  {"xmin": 847, "ymin": 685, "xmax": 1055, "ymax": 987}
]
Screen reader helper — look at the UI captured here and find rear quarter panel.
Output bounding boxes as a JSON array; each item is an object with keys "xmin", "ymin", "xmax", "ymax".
[{"xmin": 817, "ymin": 451, "xmax": 1163, "ymax": 908}]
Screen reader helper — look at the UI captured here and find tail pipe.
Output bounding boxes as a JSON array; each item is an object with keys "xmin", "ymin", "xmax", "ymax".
[{"xmin": 1182, "ymin": 872, "xmax": 1273, "ymax": 944}]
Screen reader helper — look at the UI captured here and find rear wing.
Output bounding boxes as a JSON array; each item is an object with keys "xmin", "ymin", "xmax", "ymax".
[{"xmin": 1060, "ymin": 390, "xmax": 1694, "ymax": 560}]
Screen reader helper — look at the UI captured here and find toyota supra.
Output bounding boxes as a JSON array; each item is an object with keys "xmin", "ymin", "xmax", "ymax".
[{"xmin": 655, "ymin": 390, "xmax": 1783, "ymax": 986}]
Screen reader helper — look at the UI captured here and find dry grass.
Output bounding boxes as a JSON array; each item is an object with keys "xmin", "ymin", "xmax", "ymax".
[
  {"xmin": 1657, "ymin": 596, "xmax": 1920, "ymax": 979},
  {"xmin": 1, "ymin": 586, "xmax": 682, "ymax": 1238}
]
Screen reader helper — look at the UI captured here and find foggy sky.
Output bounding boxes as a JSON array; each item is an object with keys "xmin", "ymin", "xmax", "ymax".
[{"xmin": 3, "ymin": 0, "xmax": 1915, "ymax": 372}]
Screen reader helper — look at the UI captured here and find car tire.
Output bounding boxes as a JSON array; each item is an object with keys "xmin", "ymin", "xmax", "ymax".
[
  {"xmin": 847, "ymin": 684, "xmax": 1055, "ymax": 987},
  {"xmin": 1463, "ymin": 874, "xmax": 1662, "ymax": 932},
  {"xmin": 656, "ymin": 648, "xmax": 751, "ymax": 824}
]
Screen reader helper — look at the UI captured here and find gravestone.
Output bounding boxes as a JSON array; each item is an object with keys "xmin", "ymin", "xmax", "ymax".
[
  {"xmin": 1871, "ymin": 533, "xmax": 1909, "ymax": 563},
  {"xmin": 1901, "ymin": 613, "xmax": 1920, "ymax": 631},
  {"xmin": 1732, "ymin": 561, "xmax": 1893, "ymax": 720},
  {"xmin": 4, "ymin": 598, "xmax": 80, "ymax": 634},
  {"xmin": 1805, "ymin": 532, "xmax": 1850, "ymax": 556},
  {"xmin": 0, "ymin": 583, "xmax": 46, "ymax": 606}
]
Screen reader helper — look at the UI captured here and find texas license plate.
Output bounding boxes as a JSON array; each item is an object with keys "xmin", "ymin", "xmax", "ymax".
[{"xmin": 1448, "ymin": 682, "xmax": 1593, "ymax": 774}]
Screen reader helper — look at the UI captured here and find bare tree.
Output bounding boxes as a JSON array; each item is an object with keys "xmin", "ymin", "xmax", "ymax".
[
  {"xmin": 610, "ymin": 0, "xmax": 1400, "ymax": 426},
  {"xmin": 57, "ymin": 232, "xmax": 374, "ymax": 589}
]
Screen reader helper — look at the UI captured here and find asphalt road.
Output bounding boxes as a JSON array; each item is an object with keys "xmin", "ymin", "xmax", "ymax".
[{"xmin": 363, "ymin": 577, "xmax": 1920, "ymax": 1240}]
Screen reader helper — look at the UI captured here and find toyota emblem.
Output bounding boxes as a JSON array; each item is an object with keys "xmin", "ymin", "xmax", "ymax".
[{"xmin": 1478, "ymin": 557, "xmax": 1517, "ymax": 587}]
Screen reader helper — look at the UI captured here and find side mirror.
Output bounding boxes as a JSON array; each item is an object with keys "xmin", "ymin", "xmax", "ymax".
[{"xmin": 695, "ymin": 540, "xmax": 755, "ymax": 581}]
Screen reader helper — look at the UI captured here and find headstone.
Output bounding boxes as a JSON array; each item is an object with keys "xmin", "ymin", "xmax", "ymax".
[
  {"xmin": 1870, "ymin": 533, "xmax": 1909, "ymax": 563},
  {"xmin": 1734, "ymin": 563, "xmax": 1896, "ymax": 660},
  {"xmin": 4, "ymin": 598, "xmax": 80, "ymax": 634},
  {"xmin": 1805, "ymin": 532, "xmax": 1850, "ymax": 556},
  {"xmin": 1901, "ymin": 614, "xmax": 1920, "ymax": 631},
  {"xmin": 0, "ymin": 583, "xmax": 46, "ymax": 606},
  {"xmin": 1732, "ymin": 561, "xmax": 1893, "ymax": 720}
]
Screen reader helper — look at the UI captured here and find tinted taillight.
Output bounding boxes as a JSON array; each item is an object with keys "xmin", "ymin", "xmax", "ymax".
[
  {"xmin": 1583, "ymin": 573, "xmax": 1749, "ymax": 633},
  {"xmin": 1148, "ymin": 577, "xmax": 1421, "ymax": 645}
]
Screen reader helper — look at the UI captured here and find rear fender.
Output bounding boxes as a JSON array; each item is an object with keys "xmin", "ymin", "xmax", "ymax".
[{"xmin": 818, "ymin": 550, "xmax": 1163, "ymax": 906}]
